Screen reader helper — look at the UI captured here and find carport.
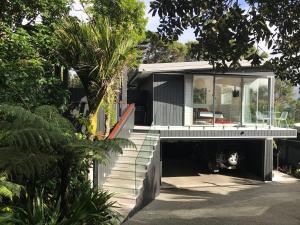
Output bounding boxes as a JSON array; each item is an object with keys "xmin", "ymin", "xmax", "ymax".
[{"xmin": 161, "ymin": 140, "xmax": 269, "ymax": 186}]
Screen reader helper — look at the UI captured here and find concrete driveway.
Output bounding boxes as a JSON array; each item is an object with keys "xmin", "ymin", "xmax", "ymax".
[{"xmin": 125, "ymin": 172, "xmax": 300, "ymax": 225}]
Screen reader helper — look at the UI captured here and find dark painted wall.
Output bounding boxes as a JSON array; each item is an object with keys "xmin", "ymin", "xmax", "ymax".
[
  {"xmin": 160, "ymin": 139, "xmax": 272, "ymax": 181},
  {"xmin": 263, "ymin": 139, "xmax": 273, "ymax": 181},
  {"xmin": 277, "ymin": 137, "xmax": 300, "ymax": 169},
  {"xmin": 128, "ymin": 75, "xmax": 153, "ymax": 125},
  {"xmin": 153, "ymin": 74, "xmax": 184, "ymax": 126}
]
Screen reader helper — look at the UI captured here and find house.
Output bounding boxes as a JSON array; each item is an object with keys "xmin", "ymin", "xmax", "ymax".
[{"xmin": 97, "ymin": 61, "xmax": 297, "ymax": 220}]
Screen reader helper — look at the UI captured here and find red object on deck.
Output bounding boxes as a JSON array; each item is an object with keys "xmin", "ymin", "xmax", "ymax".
[{"xmin": 108, "ymin": 104, "xmax": 135, "ymax": 139}]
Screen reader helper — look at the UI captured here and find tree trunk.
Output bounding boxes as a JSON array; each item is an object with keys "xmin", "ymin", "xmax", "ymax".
[{"xmin": 59, "ymin": 161, "xmax": 70, "ymax": 218}]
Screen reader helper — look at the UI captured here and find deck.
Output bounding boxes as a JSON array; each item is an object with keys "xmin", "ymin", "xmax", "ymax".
[{"xmin": 135, "ymin": 125, "xmax": 297, "ymax": 139}]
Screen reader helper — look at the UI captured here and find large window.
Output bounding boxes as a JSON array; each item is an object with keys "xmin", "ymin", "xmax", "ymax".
[
  {"xmin": 243, "ymin": 78, "xmax": 269, "ymax": 126},
  {"xmin": 193, "ymin": 76, "xmax": 214, "ymax": 125},
  {"xmin": 191, "ymin": 75, "xmax": 271, "ymax": 126},
  {"xmin": 215, "ymin": 77, "xmax": 242, "ymax": 125}
]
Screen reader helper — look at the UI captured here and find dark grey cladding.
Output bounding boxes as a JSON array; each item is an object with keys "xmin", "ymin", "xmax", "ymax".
[{"xmin": 153, "ymin": 74, "xmax": 184, "ymax": 126}]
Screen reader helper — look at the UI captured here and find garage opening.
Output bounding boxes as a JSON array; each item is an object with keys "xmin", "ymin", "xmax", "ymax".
[{"xmin": 161, "ymin": 140, "xmax": 266, "ymax": 183}]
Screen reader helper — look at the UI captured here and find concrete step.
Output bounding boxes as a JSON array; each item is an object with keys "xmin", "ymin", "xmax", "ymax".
[
  {"xmin": 103, "ymin": 183, "xmax": 140, "ymax": 195},
  {"xmin": 110, "ymin": 168, "xmax": 146, "ymax": 177},
  {"xmin": 104, "ymin": 176, "xmax": 143, "ymax": 188},
  {"xmin": 108, "ymin": 174, "xmax": 144, "ymax": 182},
  {"xmin": 129, "ymin": 134, "xmax": 160, "ymax": 140},
  {"xmin": 111, "ymin": 196, "xmax": 136, "ymax": 206},
  {"xmin": 129, "ymin": 139, "xmax": 158, "ymax": 146},
  {"xmin": 112, "ymin": 192, "xmax": 136, "ymax": 200},
  {"xmin": 123, "ymin": 145, "xmax": 154, "ymax": 151},
  {"xmin": 118, "ymin": 155, "xmax": 150, "ymax": 164},
  {"xmin": 113, "ymin": 163, "xmax": 148, "ymax": 171},
  {"xmin": 121, "ymin": 149, "xmax": 153, "ymax": 157}
]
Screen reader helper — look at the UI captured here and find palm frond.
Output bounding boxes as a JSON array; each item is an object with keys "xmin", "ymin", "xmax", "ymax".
[{"xmin": 55, "ymin": 17, "xmax": 136, "ymax": 113}]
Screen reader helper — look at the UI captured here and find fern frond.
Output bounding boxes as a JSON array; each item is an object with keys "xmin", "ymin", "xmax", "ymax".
[
  {"xmin": 0, "ymin": 104, "xmax": 69, "ymax": 152},
  {"xmin": 1, "ymin": 128, "xmax": 67, "ymax": 153},
  {"xmin": 0, "ymin": 148, "xmax": 58, "ymax": 180},
  {"xmin": 0, "ymin": 173, "xmax": 22, "ymax": 201},
  {"xmin": 34, "ymin": 105, "xmax": 75, "ymax": 134}
]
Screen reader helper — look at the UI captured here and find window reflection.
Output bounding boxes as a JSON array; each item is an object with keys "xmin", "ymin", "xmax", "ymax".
[
  {"xmin": 192, "ymin": 75, "xmax": 270, "ymax": 126},
  {"xmin": 193, "ymin": 76, "xmax": 214, "ymax": 125},
  {"xmin": 243, "ymin": 78, "xmax": 269, "ymax": 126},
  {"xmin": 215, "ymin": 77, "xmax": 242, "ymax": 125}
]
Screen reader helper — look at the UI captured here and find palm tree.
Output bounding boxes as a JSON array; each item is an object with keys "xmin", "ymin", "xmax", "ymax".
[{"xmin": 55, "ymin": 17, "xmax": 135, "ymax": 115}]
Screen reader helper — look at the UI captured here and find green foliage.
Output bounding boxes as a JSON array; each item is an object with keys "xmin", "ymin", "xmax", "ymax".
[
  {"xmin": 274, "ymin": 79, "xmax": 300, "ymax": 123},
  {"xmin": 0, "ymin": 173, "xmax": 22, "ymax": 202},
  {"xmin": 0, "ymin": 0, "xmax": 71, "ymax": 27},
  {"xmin": 5, "ymin": 191, "xmax": 61, "ymax": 225},
  {"xmin": 2, "ymin": 189, "xmax": 119, "ymax": 225},
  {"xmin": 0, "ymin": 22, "xmax": 69, "ymax": 110},
  {"xmin": 294, "ymin": 169, "xmax": 300, "ymax": 179},
  {"xmin": 254, "ymin": 0, "xmax": 300, "ymax": 85},
  {"xmin": 0, "ymin": 105, "xmax": 66, "ymax": 180},
  {"xmin": 55, "ymin": 17, "xmax": 137, "ymax": 113},
  {"xmin": 141, "ymin": 31, "xmax": 194, "ymax": 63},
  {"xmin": 0, "ymin": 0, "xmax": 71, "ymax": 110},
  {"xmin": 0, "ymin": 104, "xmax": 133, "ymax": 224},
  {"xmin": 92, "ymin": 0, "xmax": 147, "ymax": 43},
  {"xmin": 59, "ymin": 189, "xmax": 119, "ymax": 225},
  {"xmin": 150, "ymin": 0, "xmax": 300, "ymax": 83},
  {"xmin": 150, "ymin": 1, "xmax": 271, "ymax": 69}
]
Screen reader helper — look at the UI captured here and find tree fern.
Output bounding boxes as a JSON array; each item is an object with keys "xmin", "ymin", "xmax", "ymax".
[
  {"xmin": 0, "ymin": 104, "xmax": 135, "ymax": 221},
  {"xmin": 0, "ymin": 173, "xmax": 22, "ymax": 201}
]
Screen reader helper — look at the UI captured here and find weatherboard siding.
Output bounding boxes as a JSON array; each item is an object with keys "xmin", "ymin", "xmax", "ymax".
[
  {"xmin": 153, "ymin": 74, "xmax": 184, "ymax": 126},
  {"xmin": 263, "ymin": 138, "xmax": 273, "ymax": 181},
  {"xmin": 156, "ymin": 127, "xmax": 297, "ymax": 139}
]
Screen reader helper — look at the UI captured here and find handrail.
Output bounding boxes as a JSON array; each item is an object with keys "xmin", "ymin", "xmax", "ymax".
[
  {"xmin": 108, "ymin": 103, "xmax": 135, "ymax": 139},
  {"xmin": 95, "ymin": 103, "xmax": 135, "ymax": 187}
]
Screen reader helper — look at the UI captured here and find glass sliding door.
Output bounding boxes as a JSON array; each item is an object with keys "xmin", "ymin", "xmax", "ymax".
[
  {"xmin": 189, "ymin": 75, "xmax": 271, "ymax": 127},
  {"xmin": 243, "ymin": 78, "xmax": 269, "ymax": 126},
  {"xmin": 193, "ymin": 76, "xmax": 214, "ymax": 125},
  {"xmin": 215, "ymin": 77, "xmax": 242, "ymax": 125}
]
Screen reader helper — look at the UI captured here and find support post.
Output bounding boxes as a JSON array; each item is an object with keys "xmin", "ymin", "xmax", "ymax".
[{"xmin": 263, "ymin": 138, "xmax": 273, "ymax": 181}]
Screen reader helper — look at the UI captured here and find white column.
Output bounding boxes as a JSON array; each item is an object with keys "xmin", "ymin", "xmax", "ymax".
[{"xmin": 184, "ymin": 75, "xmax": 193, "ymax": 126}]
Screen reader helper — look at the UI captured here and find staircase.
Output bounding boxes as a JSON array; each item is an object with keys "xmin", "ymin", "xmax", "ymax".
[{"xmin": 102, "ymin": 130, "xmax": 160, "ymax": 218}]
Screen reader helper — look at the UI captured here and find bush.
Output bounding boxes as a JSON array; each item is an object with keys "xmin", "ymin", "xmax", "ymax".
[{"xmin": 0, "ymin": 104, "xmax": 130, "ymax": 224}]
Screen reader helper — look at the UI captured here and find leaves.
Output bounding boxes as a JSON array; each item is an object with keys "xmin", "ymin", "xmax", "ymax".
[
  {"xmin": 150, "ymin": 0, "xmax": 270, "ymax": 69},
  {"xmin": 0, "ymin": 173, "xmax": 22, "ymax": 201},
  {"xmin": 141, "ymin": 31, "xmax": 192, "ymax": 63},
  {"xmin": 55, "ymin": 17, "xmax": 136, "ymax": 113},
  {"xmin": 0, "ymin": 22, "xmax": 69, "ymax": 110},
  {"xmin": 0, "ymin": 104, "xmax": 129, "ymax": 181}
]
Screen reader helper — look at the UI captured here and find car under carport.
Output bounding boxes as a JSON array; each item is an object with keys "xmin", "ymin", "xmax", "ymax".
[{"xmin": 161, "ymin": 139, "xmax": 268, "ymax": 184}]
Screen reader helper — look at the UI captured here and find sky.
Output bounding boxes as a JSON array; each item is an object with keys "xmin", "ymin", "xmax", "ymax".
[
  {"xmin": 71, "ymin": 0, "xmax": 248, "ymax": 43},
  {"xmin": 144, "ymin": 0, "xmax": 249, "ymax": 43},
  {"xmin": 69, "ymin": 1, "xmax": 299, "ymax": 95},
  {"xmin": 70, "ymin": 0, "xmax": 269, "ymax": 52}
]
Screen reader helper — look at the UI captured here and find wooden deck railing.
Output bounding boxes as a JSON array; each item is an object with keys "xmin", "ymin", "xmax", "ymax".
[{"xmin": 108, "ymin": 103, "xmax": 135, "ymax": 139}]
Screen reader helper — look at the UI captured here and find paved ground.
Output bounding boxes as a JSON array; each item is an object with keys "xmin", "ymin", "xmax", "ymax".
[{"xmin": 125, "ymin": 171, "xmax": 300, "ymax": 225}]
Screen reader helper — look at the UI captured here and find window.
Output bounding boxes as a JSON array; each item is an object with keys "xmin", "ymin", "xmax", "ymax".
[
  {"xmin": 215, "ymin": 77, "xmax": 242, "ymax": 125},
  {"xmin": 189, "ymin": 75, "xmax": 271, "ymax": 127},
  {"xmin": 193, "ymin": 76, "xmax": 214, "ymax": 125},
  {"xmin": 243, "ymin": 78, "xmax": 269, "ymax": 126}
]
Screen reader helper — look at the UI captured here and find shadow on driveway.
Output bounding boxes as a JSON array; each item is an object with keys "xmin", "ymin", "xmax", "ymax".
[{"xmin": 125, "ymin": 172, "xmax": 300, "ymax": 225}]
